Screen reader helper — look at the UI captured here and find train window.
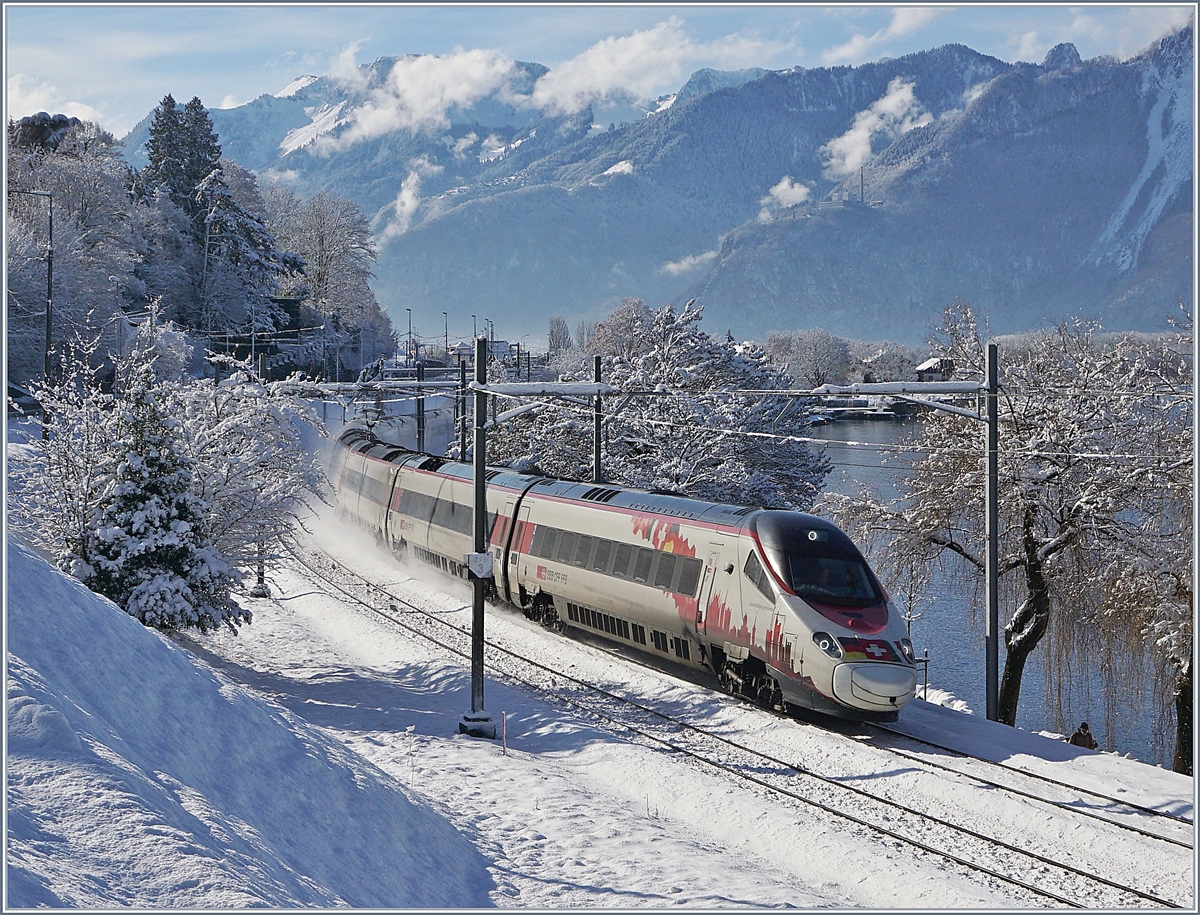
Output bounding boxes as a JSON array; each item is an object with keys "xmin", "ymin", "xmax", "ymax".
[
  {"xmin": 633, "ymin": 547, "xmax": 653, "ymax": 583},
  {"xmin": 670, "ymin": 637, "xmax": 691, "ymax": 660},
  {"xmin": 591, "ymin": 539, "xmax": 612, "ymax": 573},
  {"xmin": 612, "ymin": 543, "xmax": 632, "ymax": 578},
  {"xmin": 490, "ymin": 514, "xmax": 509, "ymax": 543},
  {"xmin": 399, "ymin": 489, "xmax": 436, "ymax": 522},
  {"xmin": 619, "ymin": 619, "xmax": 630, "ymax": 640},
  {"xmin": 653, "ymin": 552, "xmax": 677, "ymax": 590},
  {"xmin": 362, "ymin": 474, "xmax": 390, "ymax": 504},
  {"xmin": 432, "ymin": 498, "xmax": 453, "ymax": 529},
  {"xmin": 573, "ymin": 535, "xmax": 594, "ymax": 567},
  {"xmin": 632, "ymin": 623, "xmax": 647, "ymax": 645},
  {"xmin": 556, "ymin": 531, "xmax": 577, "ymax": 563},
  {"xmin": 651, "ymin": 630, "xmax": 668, "ymax": 652},
  {"xmin": 744, "ymin": 551, "xmax": 776, "ymax": 604},
  {"xmin": 676, "ymin": 557, "xmax": 703, "ymax": 597},
  {"xmin": 531, "ymin": 526, "xmax": 557, "ymax": 559},
  {"xmin": 343, "ymin": 467, "xmax": 366, "ymax": 493}
]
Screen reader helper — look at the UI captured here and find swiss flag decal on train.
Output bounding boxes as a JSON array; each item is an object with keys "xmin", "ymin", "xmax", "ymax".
[{"xmin": 838, "ymin": 637, "xmax": 898, "ymax": 662}]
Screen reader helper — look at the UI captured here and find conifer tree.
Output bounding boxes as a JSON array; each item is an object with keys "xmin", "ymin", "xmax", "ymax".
[
  {"xmin": 144, "ymin": 94, "xmax": 189, "ymax": 210},
  {"xmin": 84, "ymin": 355, "xmax": 245, "ymax": 632},
  {"xmin": 181, "ymin": 96, "xmax": 222, "ymax": 212},
  {"xmin": 139, "ymin": 94, "xmax": 302, "ymax": 337}
]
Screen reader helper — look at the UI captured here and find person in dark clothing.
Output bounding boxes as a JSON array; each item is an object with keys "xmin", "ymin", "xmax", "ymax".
[{"xmin": 1068, "ymin": 721, "xmax": 1099, "ymax": 749}]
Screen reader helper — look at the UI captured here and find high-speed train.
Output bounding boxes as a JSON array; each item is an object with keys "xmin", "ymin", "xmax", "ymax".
[{"xmin": 332, "ymin": 426, "xmax": 917, "ymax": 721}]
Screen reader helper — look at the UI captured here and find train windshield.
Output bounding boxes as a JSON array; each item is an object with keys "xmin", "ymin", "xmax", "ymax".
[{"xmin": 752, "ymin": 511, "xmax": 883, "ymax": 608}]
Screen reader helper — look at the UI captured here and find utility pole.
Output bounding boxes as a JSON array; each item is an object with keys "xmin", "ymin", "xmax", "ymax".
[
  {"xmin": 593, "ymin": 355, "xmax": 603, "ymax": 483},
  {"xmin": 443, "ymin": 311, "xmax": 449, "ymax": 359},
  {"xmin": 416, "ymin": 362, "xmax": 425, "ymax": 453},
  {"xmin": 406, "ymin": 308, "xmax": 413, "ymax": 365},
  {"xmin": 458, "ymin": 360, "xmax": 469, "ymax": 461},
  {"xmin": 985, "ymin": 343, "xmax": 1000, "ymax": 722},
  {"xmin": 461, "ymin": 335, "xmax": 496, "ymax": 739}
]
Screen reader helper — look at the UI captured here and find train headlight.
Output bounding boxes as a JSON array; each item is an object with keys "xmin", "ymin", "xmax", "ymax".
[
  {"xmin": 899, "ymin": 638, "xmax": 916, "ymax": 664},
  {"xmin": 812, "ymin": 631, "xmax": 843, "ymax": 660}
]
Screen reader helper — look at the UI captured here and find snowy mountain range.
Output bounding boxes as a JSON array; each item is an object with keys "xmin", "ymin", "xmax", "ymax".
[{"xmin": 122, "ymin": 26, "xmax": 1193, "ymax": 345}]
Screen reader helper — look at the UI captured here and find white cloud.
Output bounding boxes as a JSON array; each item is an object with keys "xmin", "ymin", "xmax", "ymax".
[
  {"xmin": 376, "ymin": 156, "xmax": 443, "ymax": 245},
  {"xmin": 820, "ymin": 77, "xmax": 932, "ymax": 179},
  {"xmin": 262, "ymin": 167, "xmax": 301, "ymax": 185},
  {"xmin": 1015, "ymin": 30, "xmax": 1043, "ymax": 62},
  {"xmin": 450, "ymin": 132, "xmax": 478, "ymax": 159},
  {"xmin": 757, "ymin": 176, "xmax": 811, "ymax": 222},
  {"xmin": 322, "ymin": 47, "xmax": 517, "ymax": 151},
  {"xmin": 532, "ymin": 17, "xmax": 792, "ymax": 115},
  {"xmin": 659, "ymin": 249, "xmax": 719, "ymax": 275},
  {"xmin": 313, "ymin": 19, "xmax": 793, "ymax": 151},
  {"xmin": 218, "ymin": 95, "xmax": 243, "ymax": 110},
  {"xmin": 823, "ymin": 7, "xmax": 940, "ymax": 65},
  {"xmin": 330, "ymin": 40, "xmax": 371, "ymax": 94},
  {"xmin": 6, "ymin": 74, "xmax": 104, "ymax": 124},
  {"xmin": 765, "ymin": 175, "xmax": 811, "ymax": 207}
]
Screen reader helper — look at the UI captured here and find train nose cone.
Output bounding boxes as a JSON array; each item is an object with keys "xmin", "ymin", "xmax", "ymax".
[{"xmin": 833, "ymin": 663, "xmax": 916, "ymax": 709}]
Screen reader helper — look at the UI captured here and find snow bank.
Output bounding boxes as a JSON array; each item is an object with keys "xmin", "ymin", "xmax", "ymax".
[{"xmin": 5, "ymin": 537, "xmax": 493, "ymax": 908}]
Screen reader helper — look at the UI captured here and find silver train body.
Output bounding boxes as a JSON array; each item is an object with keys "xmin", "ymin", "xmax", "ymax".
[{"xmin": 332, "ymin": 427, "xmax": 918, "ymax": 721}]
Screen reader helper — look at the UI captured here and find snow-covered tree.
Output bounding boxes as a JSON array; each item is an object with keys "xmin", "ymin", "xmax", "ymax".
[
  {"xmin": 847, "ymin": 339, "xmax": 922, "ymax": 383},
  {"xmin": 7, "ymin": 117, "xmax": 136, "ymax": 386},
  {"xmin": 136, "ymin": 96, "xmax": 303, "ymax": 339},
  {"xmin": 9, "ymin": 327, "xmax": 326, "ymax": 631},
  {"xmin": 193, "ymin": 168, "xmax": 302, "ymax": 335},
  {"xmin": 83, "ymin": 352, "xmax": 244, "ymax": 632},
  {"xmin": 765, "ymin": 327, "xmax": 852, "ymax": 388},
  {"xmin": 547, "ymin": 315, "xmax": 573, "ymax": 355},
  {"xmin": 8, "ymin": 334, "xmax": 117, "ymax": 578},
  {"xmin": 262, "ymin": 184, "xmax": 394, "ymax": 367},
  {"xmin": 825, "ymin": 303, "xmax": 1193, "ymax": 769},
  {"xmin": 575, "ymin": 319, "xmax": 596, "ymax": 352},
  {"xmin": 488, "ymin": 300, "xmax": 829, "ymax": 509},
  {"xmin": 174, "ymin": 355, "xmax": 325, "ymax": 572}
]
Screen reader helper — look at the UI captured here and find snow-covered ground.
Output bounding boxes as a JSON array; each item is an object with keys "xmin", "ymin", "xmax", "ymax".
[{"xmin": 6, "ymin": 509, "xmax": 1194, "ymax": 907}]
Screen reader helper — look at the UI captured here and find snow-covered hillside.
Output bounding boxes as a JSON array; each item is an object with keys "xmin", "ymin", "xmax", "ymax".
[
  {"xmin": 7, "ymin": 511, "xmax": 1193, "ymax": 907},
  {"xmin": 5, "ymin": 537, "xmax": 492, "ymax": 907}
]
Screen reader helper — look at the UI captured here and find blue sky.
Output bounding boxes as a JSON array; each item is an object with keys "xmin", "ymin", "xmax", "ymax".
[{"xmin": 4, "ymin": 3, "xmax": 1193, "ymax": 138}]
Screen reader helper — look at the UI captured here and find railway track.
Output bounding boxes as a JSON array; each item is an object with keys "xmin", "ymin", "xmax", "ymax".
[
  {"xmin": 863, "ymin": 723, "xmax": 1193, "ymax": 847},
  {"xmin": 278, "ymin": 531, "xmax": 1193, "ymax": 909}
]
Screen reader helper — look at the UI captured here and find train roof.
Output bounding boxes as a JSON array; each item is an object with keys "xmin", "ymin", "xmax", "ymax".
[{"xmin": 337, "ymin": 426, "xmax": 770, "ymax": 525}]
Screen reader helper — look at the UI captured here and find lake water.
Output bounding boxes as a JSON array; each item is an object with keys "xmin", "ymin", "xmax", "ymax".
[{"xmin": 809, "ymin": 418, "xmax": 1168, "ymax": 767}]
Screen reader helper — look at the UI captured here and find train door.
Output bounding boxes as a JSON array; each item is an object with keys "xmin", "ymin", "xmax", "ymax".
[
  {"xmin": 696, "ymin": 549, "xmax": 722, "ymax": 635},
  {"xmin": 498, "ymin": 499, "xmax": 515, "ymax": 602},
  {"xmin": 736, "ymin": 535, "xmax": 775, "ymax": 654}
]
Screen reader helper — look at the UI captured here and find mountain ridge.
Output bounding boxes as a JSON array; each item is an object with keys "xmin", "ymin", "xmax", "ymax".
[{"xmin": 119, "ymin": 27, "xmax": 1193, "ymax": 345}]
